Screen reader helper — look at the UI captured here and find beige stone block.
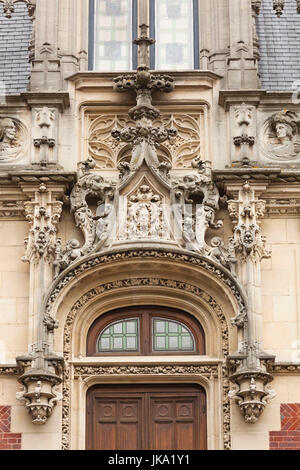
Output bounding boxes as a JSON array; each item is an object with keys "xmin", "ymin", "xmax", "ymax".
[
  {"xmin": 275, "ymin": 349, "xmax": 300, "ymax": 362},
  {"xmin": 0, "ymin": 222, "xmax": 28, "ymax": 247},
  {"xmin": 22, "ymin": 433, "xmax": 61, "ymax": 450},
  {"xmin": 0, "ymin": 298, "xmax": 17, "ymax": 324},
  {"xmin": 0, "ymin": 247, "xmax": 28, "ymax": 273},
  {"xmin": 0, "ymin": 325, "xmax": 28, "ymax": 358},
  {"xmin": 287, "ymin": 377, "xmax": 300, "ymax": 401},
  {"xmin": 273, "ymin": 296, "xmax": 297, "ymax": 322},
  {"xmin": 262, "ymin": 296, "xmax": 273, "ymax": 322},
  {"xmin": 286, "ymin": 219, "xmax": 300, "ymax": 243},
  {"xmin": 261, "ymin": 219, "xmax": 287, "ymax": 244},
  {"xmin": 261, "ymin": 257, "xmax": 272, "ymax": 271},
  {"xmin": 0, "ymin": 272, "xmax": 29, "ymax": 298},
  {"xmin": 0, "ymin": 377, "xmax": 19, "ymax": 406},
  {"xmin": 263, "ymin": 322, "xmax": 297, "ymax": 351},
  {"xmin": 231, "ymin": 432, "xmax": 269, "ymax": 450},
  {"xmin": 295, "ymin": 251, "xmax": 300, "ymax": 294},
  {"xmin": 261, "ymin": 271, "xmax": 292, "ymax": 296},
  {"xmin": 11, "ymin": 403, "xmax": 62, "ymax": 434},
  {"xmin": 270, "ymin": 245, "xmax": 295, "ymax": 271},
  {"xmin": 16, "ymin": 298, "xmax": 29, "ymax": 324}
]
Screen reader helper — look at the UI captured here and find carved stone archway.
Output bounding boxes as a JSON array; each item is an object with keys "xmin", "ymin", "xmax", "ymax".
[{"xmin": 61, "ymin": 275, "xmax": 232, "ymax": 450}]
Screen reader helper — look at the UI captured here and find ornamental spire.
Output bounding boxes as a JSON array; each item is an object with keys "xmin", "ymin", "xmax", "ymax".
[{"xmin": 112, "ymin": 24, "xmax": 177, "ymax": 184}]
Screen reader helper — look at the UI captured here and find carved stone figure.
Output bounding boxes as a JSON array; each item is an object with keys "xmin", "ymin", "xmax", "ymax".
[
  {"xmin": 0, "ymin": 117, "xmax": 19, "ymax": 159},
  {"xmin": 264, "ymin": 110, "xmax": 300, "ymax": 160}
]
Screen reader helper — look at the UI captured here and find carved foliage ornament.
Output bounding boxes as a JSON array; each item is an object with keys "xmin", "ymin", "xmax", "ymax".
[
  {"xmin": 228, "ymin": 182, "xmax": 271, "ymax": 263},
  {"xmin": 23, "ymin": 184, "xmax": 63, "ymax": 265},
  {"xmin": 89, "ymin": 113, "xmax": 202, "ymax": 170}
]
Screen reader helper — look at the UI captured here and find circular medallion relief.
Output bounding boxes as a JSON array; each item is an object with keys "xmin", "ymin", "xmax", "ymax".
[
  {"xmin": 0, "ymin": 117, "xmax": 28, "ymax": 163},
  {"xmin": 259, "ymin": 110, "xmax": 300, "ymax": 162}
]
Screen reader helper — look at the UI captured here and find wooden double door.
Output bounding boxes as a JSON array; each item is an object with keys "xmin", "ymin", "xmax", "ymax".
[{"xmin": 86, "ymin": 384, "xmax": 207, "ymax": 450}]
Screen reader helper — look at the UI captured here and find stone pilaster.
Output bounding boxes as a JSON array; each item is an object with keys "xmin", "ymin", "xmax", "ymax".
[
  {"xmin": 30, "ymin": 0, "xmax": 60, "ymax": 91},
  {"xmin": 227, "ymin": 0, "xmax": 260, "ymax": 89},
  {"xmin": 225, "ymin": 181, "xmax": 275, "ymax": 424},
  {"xmin": 15, "ymin": 181, "xmax": 67, "ymax": 425}
]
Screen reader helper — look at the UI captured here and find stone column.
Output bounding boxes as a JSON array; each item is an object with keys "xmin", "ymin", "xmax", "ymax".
[
  {"xmin": 226, "ymin": 181, "xmax": 275, "ymax": 424},
  {"xmin": 203, "ymin": 0, "xmax": 230, "ymax": 76},
  {"xmin": 227, "ymin": 0, "xmax": 259, "ymax": 89},
  {"xmin": 16, "ymin": 181, "xmax": 66, "ymax": 425},
  {"xmin": 58, "ymin": 0, "xmax": 89, "ymax": 83},
  {"xmin": 30, "ymin": 0, "xmax": 60, "ymax": 91}
]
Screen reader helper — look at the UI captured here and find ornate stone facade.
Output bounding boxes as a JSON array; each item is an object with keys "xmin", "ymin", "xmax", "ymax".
[{"xmin": 1, "ymin": 0, "xmax": 300, "ymax": 451}]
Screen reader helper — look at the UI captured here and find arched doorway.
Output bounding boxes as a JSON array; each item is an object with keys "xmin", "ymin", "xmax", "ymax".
[
  {"xmin": 86, "ymin": 384, "xmax": 207, "ymax": 450},
  {"xmin": 85, "ymin": 306, "xmax": 207, "ymax": 450}
]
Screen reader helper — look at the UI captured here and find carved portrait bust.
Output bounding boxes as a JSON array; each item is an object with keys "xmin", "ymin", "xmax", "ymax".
[
  {"xmin": 262, "ymin": 110, "xmax": 300, "ymax": 160},
  {"xmin": 0, "ymin": 117, "xmax": 22, "ymax": 161}
]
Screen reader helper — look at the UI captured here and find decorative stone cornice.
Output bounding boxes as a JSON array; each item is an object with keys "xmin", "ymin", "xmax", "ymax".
[
  {"xmin": 265, "ymin": 198, "xmax": 300, "ymax": 217},
  {"xmin": 0, "ymin": 365, "xmax": 18, "ymax": 375},
  {"xmin": 0, "ymin": 171, "xmax": 75, "ymax": 187},
  {"xmin": 0, "ymin": 200, "xmax": 25, "ymax": 219},
  {"xmin": 73, "ymin": 364, "xmax": 219, "ymax": 378}
]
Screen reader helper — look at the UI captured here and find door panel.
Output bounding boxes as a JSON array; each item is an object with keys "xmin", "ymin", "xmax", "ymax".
[
  {"xmin": 93, "ymin": 396, "xmax": 143, "ymax": 450},
  {"xmin": 87, "ymin": 385, "xmax": 206, "ymax": 450}
]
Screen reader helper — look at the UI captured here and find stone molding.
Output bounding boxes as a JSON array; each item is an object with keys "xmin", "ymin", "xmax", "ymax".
[{"xmin": 44, "ymin": 248, "xmax": 248, "ymax": 328}]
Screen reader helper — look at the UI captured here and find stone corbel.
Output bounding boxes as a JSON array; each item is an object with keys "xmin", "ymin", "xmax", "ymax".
[
  {"xmin": 228, "ymin": 369, "xmax": 275, "ymax": 423},
  {"xmin": 16, "ymin": 357, "xmax": 63, "ymax": 425}
]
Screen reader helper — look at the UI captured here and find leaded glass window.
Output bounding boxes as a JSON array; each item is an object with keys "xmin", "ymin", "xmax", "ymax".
[
  {"xmin": 93, "ymin": 0, "xmax": 134, "ymax": 71},
  {"xmin": 97, "ymin": 318, "xmax": 139, "ymax": 352},
  {"xmin": 153, "ymin": 318, "xmax": 195, "ymax": 352},
  {"xmin": 154, "ymin": 0, "xmax": 195, "ymax": 71}
]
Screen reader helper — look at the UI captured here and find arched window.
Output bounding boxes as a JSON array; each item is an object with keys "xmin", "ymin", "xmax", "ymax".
[
  {"xmin": 89, "ymin": 0, "xmax": 200, "ymax": 71},
  {"xmin": 87, "ymin": 306, "xmax": 205, "ymax": 356}
]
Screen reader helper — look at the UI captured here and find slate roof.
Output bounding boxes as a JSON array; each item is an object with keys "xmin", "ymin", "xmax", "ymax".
[
  {"xmin": 0, "ymin": 2, "xmax": 32, "ymax": 96},
  {"xmin": 257, "ymin": 0, "xmax": 300, "ymax": 91}
]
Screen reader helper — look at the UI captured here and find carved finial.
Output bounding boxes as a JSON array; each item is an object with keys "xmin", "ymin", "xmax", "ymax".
[{"xmin": 133, "ymin": 24, "xmax": 155, "ymax": 71}]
